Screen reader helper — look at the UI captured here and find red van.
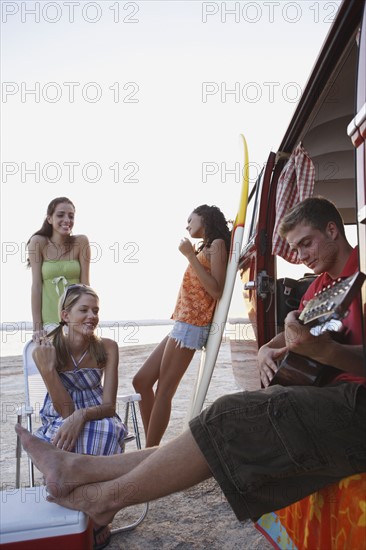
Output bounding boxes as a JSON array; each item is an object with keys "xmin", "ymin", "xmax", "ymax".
[{"xmin": 239, "ymin": 0, "xmax": 366, "ymax": 354}]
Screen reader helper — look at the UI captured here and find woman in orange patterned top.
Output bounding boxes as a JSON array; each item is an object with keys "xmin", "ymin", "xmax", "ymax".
[{"xmin": 133, "ymin": 205, "xmax": 231, "ymax": 447}]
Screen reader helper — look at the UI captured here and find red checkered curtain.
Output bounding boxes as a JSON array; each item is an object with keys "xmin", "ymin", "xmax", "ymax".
[{"xmin": 272, "ymin": 142, "xmax": 315, "ymax": 263}]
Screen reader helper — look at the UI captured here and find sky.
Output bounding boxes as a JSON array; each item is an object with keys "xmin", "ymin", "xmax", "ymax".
[{"xmin": 1, "ymin": 0, "xmax": 342, "ymax": 328}]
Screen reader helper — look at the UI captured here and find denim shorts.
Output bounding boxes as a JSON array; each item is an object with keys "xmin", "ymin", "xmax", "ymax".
[
  {"xmin": 169, "ymin": 321, "xmax": 210, "ymax": 350},
  {"xmin": 190, "ymin": 383, "xmax": 366, "ymax": 521}
]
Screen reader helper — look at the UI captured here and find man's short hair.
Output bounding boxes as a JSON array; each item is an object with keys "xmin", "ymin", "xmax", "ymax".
[{"xmin": 278, "ymin": 197, "xmax": 346, "ymax": 239}]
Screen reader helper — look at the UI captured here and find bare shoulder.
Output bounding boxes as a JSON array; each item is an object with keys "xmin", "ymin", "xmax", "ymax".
[
  {"xmin": 101, "ymin": 338, "xmax": 119, "ymax": 354},
  {"xmin": 29, "ymin": 234, "xmax": 47, "ymax": 248},
  {"xmin": 28, "ymin": 235, "xmax": 48, "ymax": 259},
  {"xmin": 73, "ymin": 234, "xmax": 90, "ymax": 259},
  {"xmin": 73, "ymin": 234, "xmax": 89, "ymax": 245},
  {"xmin": 208, "ymin": 239, "xmax": 227, "ymax": 258}
]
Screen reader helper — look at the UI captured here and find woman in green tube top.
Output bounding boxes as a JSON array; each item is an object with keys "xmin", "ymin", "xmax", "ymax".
[{"xmin": 27, "ymin": 197, "xmax": 91, "ymax": 335}]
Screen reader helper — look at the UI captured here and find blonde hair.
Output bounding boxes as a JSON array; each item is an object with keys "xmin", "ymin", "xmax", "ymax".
[{"xmin": 50, "ymin": 285, "xmax": 107, "ymax": 370}]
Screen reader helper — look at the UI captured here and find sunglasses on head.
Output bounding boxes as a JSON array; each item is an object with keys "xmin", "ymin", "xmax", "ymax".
[{"xmin": 61, "ymin": 284, "xmax": 88, "ymax": 310}]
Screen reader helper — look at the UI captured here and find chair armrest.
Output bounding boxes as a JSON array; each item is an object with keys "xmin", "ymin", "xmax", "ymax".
[
  {"xmin": 117, "ymin": 393, "xmax": 141, "ymax": 403},
  {"xmin": 16, "ymin": 405, "xmax": 34, "ymax": 417}
]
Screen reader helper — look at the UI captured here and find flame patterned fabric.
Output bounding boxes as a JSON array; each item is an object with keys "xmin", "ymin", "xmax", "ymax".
[
  {"xmin": 255, "ymin": 473, "xmax": 366, "ymax": 549},
  {"xmin": 272, "ymin": 143, "xmax": 315, "ymax": 264}
]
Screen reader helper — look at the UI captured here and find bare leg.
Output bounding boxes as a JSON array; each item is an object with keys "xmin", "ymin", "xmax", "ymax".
[
  {"xmin": 15, "ymin": 424, "xmax": 157, "ymax": 497},
  {"xmin": 48, "ymin": 429, "xmax": 212, "ymax": 526},
  {"xmin": 146, "ymin": 339, "xmax": 195, "ymax": 447},
  {"xmin": 133, "ymin": 336, "xmax": 169, "ymax": 434}
]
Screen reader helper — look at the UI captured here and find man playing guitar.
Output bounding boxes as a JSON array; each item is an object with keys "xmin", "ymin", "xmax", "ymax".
[{"xmin": 258, "ymin": 196, "xmax": 365, "ymax": 387}]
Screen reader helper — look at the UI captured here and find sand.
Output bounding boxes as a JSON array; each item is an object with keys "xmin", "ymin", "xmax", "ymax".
[{"xmin": 0, "ymin": 341, "xmax": 272, "ymax": 549}]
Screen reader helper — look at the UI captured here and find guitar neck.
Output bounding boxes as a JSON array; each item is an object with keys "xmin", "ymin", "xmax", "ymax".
[{"xmin": 299, "ymin": 271, "xmax": 366, "ymax": 327}]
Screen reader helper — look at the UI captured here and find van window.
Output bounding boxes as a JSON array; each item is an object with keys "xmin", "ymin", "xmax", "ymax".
[{"xmin": 242, "ymin": 167, "xmax": 264, "ymax": 251}]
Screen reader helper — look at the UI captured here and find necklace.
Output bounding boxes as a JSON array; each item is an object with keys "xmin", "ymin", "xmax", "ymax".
[
  {"xmin": 47, "ymin": 238, "xmax": 70, "ymax": 258},
  {"xmin": 70, "ymin": 349, "xmax": 88, "ymax": 369},
  {"xmin": 48, "ymin": 238, "xmax": 68, "ymax": 247}
]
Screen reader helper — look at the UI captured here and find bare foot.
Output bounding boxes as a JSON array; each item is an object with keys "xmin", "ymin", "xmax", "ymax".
[
  {"xmin": 15, "ymin": 424, "xmax": 81, "ymax": 498},
  {"xmin": 48, "ymin": 479, "xmax": 119, "ymax": 526},
  {"xmin": 16, "ymin": 424, "xmax": 139, "ymax": 526}
]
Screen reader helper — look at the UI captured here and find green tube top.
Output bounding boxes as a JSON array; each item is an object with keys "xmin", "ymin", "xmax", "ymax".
[{"xmin": 41, "ymin": 260, "xmax": 81, "ymax": 326}]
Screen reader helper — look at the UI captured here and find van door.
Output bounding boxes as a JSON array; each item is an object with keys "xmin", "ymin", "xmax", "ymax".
[
  {"xmin": 239, "ymin": 151, "xmax": 281, "ymax": 350},
  {"xmin": 347, "ymin": 2, "xmax": 366, "ymax": 342}
]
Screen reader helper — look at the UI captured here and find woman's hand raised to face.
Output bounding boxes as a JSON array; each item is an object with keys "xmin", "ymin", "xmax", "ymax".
[
  {"xmin": 32, "ymin": 337, "xmax": 58, "ymax": 375},
  {"xmin": 178, "ymin": 238, "xmax": 195, "ymax": 259}
]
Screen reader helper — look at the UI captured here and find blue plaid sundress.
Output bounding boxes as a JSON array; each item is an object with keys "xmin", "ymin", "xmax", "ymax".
[{"xmin": 35, "ymin": 367, "xmax": 127, "ymax": 455}]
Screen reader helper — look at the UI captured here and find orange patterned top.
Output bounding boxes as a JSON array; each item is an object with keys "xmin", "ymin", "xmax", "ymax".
[{"xmin": 171, "ymin": 250, "xmax": 216, "ymax": 327}]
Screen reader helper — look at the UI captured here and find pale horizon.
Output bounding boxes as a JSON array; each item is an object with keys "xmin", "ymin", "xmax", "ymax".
[{"xmin": 1, "ymin": 1, "xmax": 341, "ymax": 345}]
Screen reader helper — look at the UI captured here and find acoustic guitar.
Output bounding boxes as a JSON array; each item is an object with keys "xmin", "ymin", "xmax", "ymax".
[{"xmin": 269, "ymin": 271, "xmax": 366, "ymax": 387}]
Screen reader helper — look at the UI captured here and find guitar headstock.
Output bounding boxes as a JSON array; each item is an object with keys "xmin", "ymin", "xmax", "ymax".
[{"xmin": 298, "ymin": 271, "xmax": 366, "ymax": 327}]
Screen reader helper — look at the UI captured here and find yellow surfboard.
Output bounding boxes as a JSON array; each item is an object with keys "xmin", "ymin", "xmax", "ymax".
[{"xmin": 185, "ymin": 134, "xmax": 249, "ymax": 424}]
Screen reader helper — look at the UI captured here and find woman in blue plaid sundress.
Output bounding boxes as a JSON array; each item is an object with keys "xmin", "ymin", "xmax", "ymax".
[{"xmin": 32, "ymin": 284, "xmax": 127, "ymax": 456}]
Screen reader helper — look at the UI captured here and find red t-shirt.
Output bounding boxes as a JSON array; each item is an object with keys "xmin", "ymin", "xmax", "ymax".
[{"xmin": 299, "ymin": 247, "xmax": 365, "ymax": 385}]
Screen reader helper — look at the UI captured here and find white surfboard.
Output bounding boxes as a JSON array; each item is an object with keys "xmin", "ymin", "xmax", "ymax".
[{"xmin": 185, "ymin": 134, "xmax": 249, "ymax": 424}]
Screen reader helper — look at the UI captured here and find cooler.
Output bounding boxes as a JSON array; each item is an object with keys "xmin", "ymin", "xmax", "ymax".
[{"xmin": 0, "ymin": 485, "xmax": 92, "ymax": 549}]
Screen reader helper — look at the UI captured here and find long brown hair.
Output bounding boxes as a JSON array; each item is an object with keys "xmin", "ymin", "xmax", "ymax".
[
  {"xmin": 26, "ymin": 197, "xmax": 76, "ymax": 267},
  {"xmin": 193, "ymin": 204, "xmax": 231, "ymax": 254}
]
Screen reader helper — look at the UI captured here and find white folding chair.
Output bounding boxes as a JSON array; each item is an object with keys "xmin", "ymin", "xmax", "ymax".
[{"xmin": 15, "ymin": 340, "xmax": 148, "ymax": 532}]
